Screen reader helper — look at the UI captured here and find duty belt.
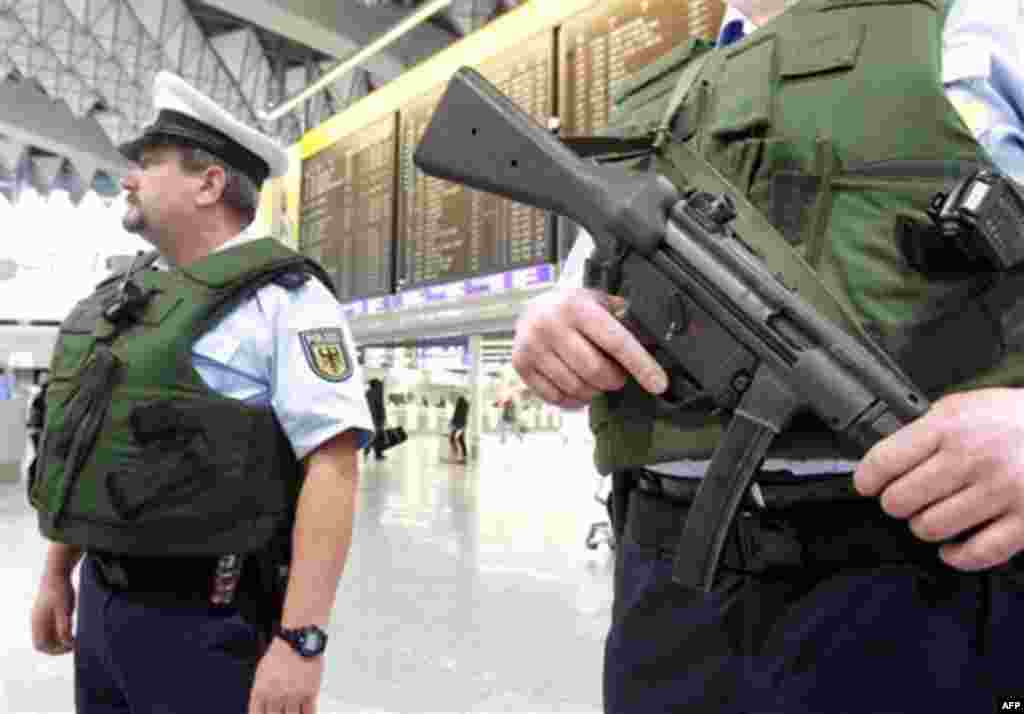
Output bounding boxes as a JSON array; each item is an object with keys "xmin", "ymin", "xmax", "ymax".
[
  {"xmin": 90, "ymin": 551, "xmax": 242, "ymax": 605},
  {"xmin": 625, "ymin": 486, "xmax": 1024, "ymax": 580},
  {"xmin": 634, "ymin": 469, "xmax": 865, "ymax": 510}
]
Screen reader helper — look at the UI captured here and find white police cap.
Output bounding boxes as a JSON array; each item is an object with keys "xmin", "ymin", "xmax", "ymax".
[{"xmin": 120, "ymin": 71, "xmax": 288, "ymax": 186}]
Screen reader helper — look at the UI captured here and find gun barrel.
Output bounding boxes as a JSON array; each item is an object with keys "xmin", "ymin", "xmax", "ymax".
[
  {"xmin": 663, "ymin": 196, "xmax": 928, "ymax": 425},
  {"xmin": 662, "ymin": 210, "xmax": 926, "ymax": 426}
]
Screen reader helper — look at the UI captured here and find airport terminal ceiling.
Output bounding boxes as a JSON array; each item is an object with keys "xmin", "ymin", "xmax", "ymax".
[
  {"xmin": 0, "ymin": 0, "xmax": 523, "ymax": 170},
  {"xmin": 1, "ymin": 0, "xmax": 727, "ymax": 344}
]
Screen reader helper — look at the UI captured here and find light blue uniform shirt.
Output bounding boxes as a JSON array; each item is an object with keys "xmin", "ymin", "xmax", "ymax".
[
  {"xmin": 560, "ymin": 0, "xmax": 1024, "ymax": 479},
  {"xmin": 159, "ymin": 233, "xmax": 374, "ymax": 460},
  {"xmin": 943, "ymin": 0, "xmax": 1024, "ymax": 182}
]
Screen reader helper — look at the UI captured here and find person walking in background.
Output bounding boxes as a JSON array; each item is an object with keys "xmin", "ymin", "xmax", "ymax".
[
  {"xmin": 0, "ymin": 364, "xmax": 15, "ymax": 401},
  {"xmin": 364, "ymin": 377, "xmax": 388, "ymax": 460},
  {"xmin": 448, "ymin": 393, "xmax": 470, "ymax": 464},
  {"xmin": 496, "ymin": 394, "xmax": 524, "ymax": 445}
]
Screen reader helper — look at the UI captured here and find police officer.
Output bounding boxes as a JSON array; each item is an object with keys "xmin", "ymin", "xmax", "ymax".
[
  {"xmin": 513, "ymin": 1, "xmax": 1024, "ymax": 712},
  {"xmin": 28, "ymin": 71, "xmax": 374, "ymax": 713}
]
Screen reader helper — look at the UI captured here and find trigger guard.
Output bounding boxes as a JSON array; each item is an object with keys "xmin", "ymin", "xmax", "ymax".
[{"xmin": 652, "ymin": 350, "xmax": 707, "ymax": 408}]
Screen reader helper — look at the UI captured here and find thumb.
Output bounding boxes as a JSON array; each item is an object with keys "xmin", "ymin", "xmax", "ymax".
[
  {"xmin": 55, "ymin": 606, "xmax": 73, "ymax": 646},
  {"xmin": 593, "ymin": 292, "xmax": 627, "ymax": 314}
]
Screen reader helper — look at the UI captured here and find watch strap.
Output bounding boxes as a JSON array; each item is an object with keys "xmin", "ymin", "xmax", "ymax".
[{"xmin": 275, "ymin": 624, "xmax": 327, "ymax": 658}]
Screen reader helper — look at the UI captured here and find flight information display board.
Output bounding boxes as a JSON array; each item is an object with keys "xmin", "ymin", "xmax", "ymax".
[
  {"xmin": 397, "ymin": 30, "xmax": 555, "ymax": 290},
  {"xmin": 298, "ymin": 113, "xmax": 397, "ymax": 301},
  {"xmin": 559, "ymin": 0, "xmax": 726, "ymax": 135}
]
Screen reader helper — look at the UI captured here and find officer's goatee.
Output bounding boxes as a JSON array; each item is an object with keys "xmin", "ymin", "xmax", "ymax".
[{"xmin": 122, "ymin": 202, "xmax": 146, "ymax": 235}]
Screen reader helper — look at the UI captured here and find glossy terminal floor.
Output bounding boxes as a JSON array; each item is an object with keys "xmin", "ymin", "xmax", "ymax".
[{"xmin": 0, "ymin": 428, "xmax": 614, "ymax": 713}]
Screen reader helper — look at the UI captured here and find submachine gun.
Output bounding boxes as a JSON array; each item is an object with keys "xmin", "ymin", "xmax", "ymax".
[{"xmin": 413, "ymin": 67, "xmax": 929, "ymax": 592}]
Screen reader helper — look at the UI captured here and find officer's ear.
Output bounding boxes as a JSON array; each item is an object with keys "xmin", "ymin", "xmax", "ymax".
[{"xmin": 195, "ymin": 164, "xmax": 227, "ymax": 208}]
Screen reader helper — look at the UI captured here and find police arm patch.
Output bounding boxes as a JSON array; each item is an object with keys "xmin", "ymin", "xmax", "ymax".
[{"xmin": 299, "ymin": 328, "xmax": 353, "ymax": 382}]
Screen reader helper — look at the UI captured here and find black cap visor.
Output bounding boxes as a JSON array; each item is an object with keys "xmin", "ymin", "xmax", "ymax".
[{"xmin": 118, "ymin": 109, "xmax": 270, "ymax": 186}]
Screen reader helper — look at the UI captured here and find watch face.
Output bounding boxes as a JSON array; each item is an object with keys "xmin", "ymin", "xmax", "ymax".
[{"xmin": 299, "ymin": 627, "xmax": 326, "ymax": 656}]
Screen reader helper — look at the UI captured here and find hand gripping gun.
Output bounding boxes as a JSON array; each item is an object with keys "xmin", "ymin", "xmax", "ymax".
[{"xmin": 413, "ymin": 68, "xmax": 929, "ymax": 592}]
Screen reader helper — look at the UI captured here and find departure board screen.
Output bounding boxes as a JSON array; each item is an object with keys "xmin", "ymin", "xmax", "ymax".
[
  {"xmin": 397, "ymin": 31, "xmax": 555, "ymax": 290},
  {"xmin": 298, "ymin": 113, "xmax": 397, "ymax": 301},
  {"xmin": 559, "ymin": 0, "xmax": 726, "ymax": 135}
]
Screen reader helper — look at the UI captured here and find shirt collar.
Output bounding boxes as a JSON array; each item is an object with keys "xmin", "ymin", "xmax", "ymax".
[{"xmin": 718, "ymin": 7, "xmax": 759, "ymax": 46}]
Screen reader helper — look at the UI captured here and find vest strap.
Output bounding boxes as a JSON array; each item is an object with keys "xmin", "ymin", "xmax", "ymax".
[
  {"xmin": 655, "ymin": 51, "xmax": 715, "ymax": 149},
  {"xmin": 194, "ymin": 255, "xmax": 333, "ymax": 344},
  {"xmin": 613, "ymin": 37, "xmax": 714, "ymax": 106}
]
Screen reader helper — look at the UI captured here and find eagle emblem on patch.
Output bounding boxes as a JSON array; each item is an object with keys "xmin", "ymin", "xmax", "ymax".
[{"xmin": 299, "ymin": 328, "xmax": 352, "ymax": 382}]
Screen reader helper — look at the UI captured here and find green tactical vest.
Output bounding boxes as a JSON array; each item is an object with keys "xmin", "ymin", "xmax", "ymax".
[
  {"xmin": 590, "ymin": 0, "xmax": 1024, "ymax": 474},
  {"xmin": 29, "ymin": 238, "xmax": 333, "ymax": 556}
]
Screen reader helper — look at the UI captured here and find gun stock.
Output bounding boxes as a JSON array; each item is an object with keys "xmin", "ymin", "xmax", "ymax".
[{"xmin": 413, "ymin": 66, "xmax": 675, "ymax": 257}]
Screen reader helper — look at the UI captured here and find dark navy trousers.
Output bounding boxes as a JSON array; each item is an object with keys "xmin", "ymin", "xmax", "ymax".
[
  {"xmin": 75, "ymin": 556, "xmax": 265, "ymax": 714},
  {"xmin": 604, "ymin": 490, "xmax": 1024, "ymax": 714}
]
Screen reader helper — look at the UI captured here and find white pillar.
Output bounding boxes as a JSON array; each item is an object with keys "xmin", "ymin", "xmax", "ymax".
[{"xmin": 468, "ymin": 334, "xmax": 484, "ymax": 460}]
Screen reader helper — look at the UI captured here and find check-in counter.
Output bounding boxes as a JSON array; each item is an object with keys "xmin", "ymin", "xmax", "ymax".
[
  {"xmin": 524, "ymin": 408, "xmax": 538, "ymax": 431},
  {"xmin": 432, "ymin": 408, "xmax": 447, "ymax": 434},
  {"xmin": 0, "ymin": 394, "xmax": 28, "ymax": 482},
  {"xmin": 541, "ymin": 406, "xmax": 561, "ymax": 431},
  {"xmin": 391, "ymin": 407, "xmax": 407, "ymax": 431}
]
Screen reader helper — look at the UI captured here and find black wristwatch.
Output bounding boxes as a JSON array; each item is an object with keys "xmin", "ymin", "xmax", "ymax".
[{"xmin": 275, "ymin": 624, "xmax": 328, "ymax": 658}]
